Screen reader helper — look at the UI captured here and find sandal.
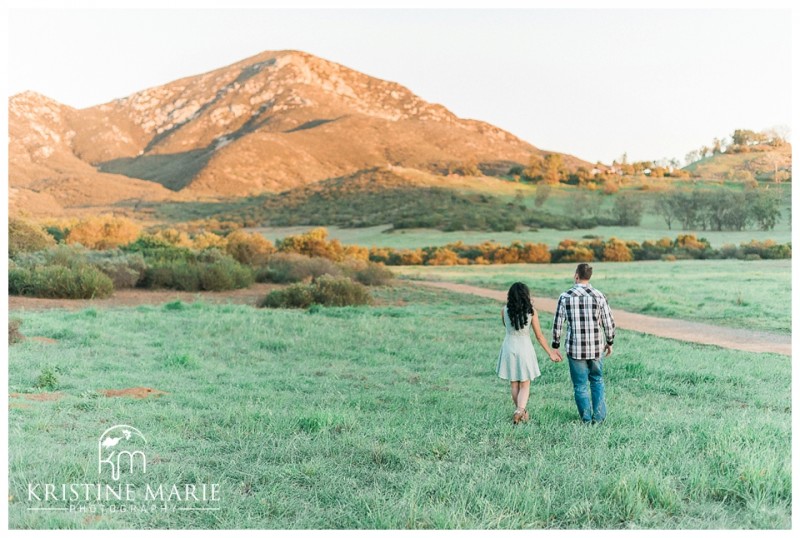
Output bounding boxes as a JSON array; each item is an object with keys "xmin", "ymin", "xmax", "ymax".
[{"xmin": 512, "ymin": 408, "xmax": 530, "ymax": 425}]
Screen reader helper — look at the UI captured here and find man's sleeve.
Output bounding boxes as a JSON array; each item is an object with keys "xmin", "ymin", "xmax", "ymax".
[
  {"xmin": 551, "ymin": 295, "xmax": 566, "ymax": 348},
  {"xmin": 600, "ymin": 295, "xmax": 616, "ymax": 345}
]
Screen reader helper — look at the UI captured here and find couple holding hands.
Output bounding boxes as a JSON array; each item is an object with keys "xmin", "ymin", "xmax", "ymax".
[{"xmin": 496, "ymin": 263, "xmax": 616, "ymax": 425}]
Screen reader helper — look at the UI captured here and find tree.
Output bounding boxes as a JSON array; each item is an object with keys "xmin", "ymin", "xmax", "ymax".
[
  {"xmin": 539, "ymin": 154, "xmax": 565, "ymax": 184},
  {"xmin": 523, "ymin": 155, "xmax": 544, "ymax": 181},
  {"xmin": 746, "ymin": 187, "xmax": 782, "ymax": 231},
  {"xmin": 731, "ymin": 129, "xmax": 760, "ymax": 147},
  {"xmin": 612, "ymin": 193, "xmax": 644, "ymax": 226},
  {"xmin": 653, "ymin": 194, "xmax": 678, "ymax": 230},
  {"xmin": 685, "ymin": 150, "xmax": 700, "ymax": 166}
]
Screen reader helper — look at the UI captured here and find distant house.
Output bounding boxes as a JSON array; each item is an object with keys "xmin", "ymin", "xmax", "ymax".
[{"xmin": 643, "ymin": 168, "xmax": 652, "ymax": 175}]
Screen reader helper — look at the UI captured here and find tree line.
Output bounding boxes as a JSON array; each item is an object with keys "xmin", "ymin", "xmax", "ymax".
[{"xmin": 653, "ymin": 187, "xmax": 784, "ymax": 231}]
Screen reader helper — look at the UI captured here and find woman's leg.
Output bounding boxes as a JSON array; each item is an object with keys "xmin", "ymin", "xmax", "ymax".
[
  {"xmin": 516, "ymin": 380, "xmax": 531, "ymax": 411},
  {"xmin": 510, "ymin": 381, "xmax": 520, "ymax": 407}
]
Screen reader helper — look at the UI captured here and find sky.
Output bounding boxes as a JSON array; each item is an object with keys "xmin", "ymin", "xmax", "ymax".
[{"xmin": 6, "ymin": 8, "xmax": 792, "ymax": 165}]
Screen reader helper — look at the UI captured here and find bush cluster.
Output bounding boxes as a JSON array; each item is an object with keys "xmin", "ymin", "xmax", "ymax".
[
  {"xmin": 276, "ymin": 228, "xmax": 368, "ymax": 262},
  {"xmin": 259, "ymin": 252, "xmax": 343, "ymax": 283},
  {"xmin": 9, "ymin": 263, "xmax": 114, "ymax": 299},
  {"xmin": 10, "ymin": 245, "xmax": 116, "ymax": 298},
  {"xmin": 9, "ymin": 218, "xmax": 55, "ymax": 258},
  {"xmin": 369, "ymin": 235, "xmax": 790, "ymax": 265},
  {"xmin": 257, "ymin": 251, "xmax": 394, "ymax": 286},
  {"xmin": 259, "ymin": 275, "xmax": 372, "ymax": 308},
  {"xmin": 139, "ymin": 249, "xmax": 254, "ymax": 291},
  {"xmin": 370, "ymin": 240, "xmax": 552, "ymax": 266}
]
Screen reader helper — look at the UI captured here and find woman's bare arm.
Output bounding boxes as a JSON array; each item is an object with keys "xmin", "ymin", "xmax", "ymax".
[{"xmin": 532, "ymin": 310, "xmax": 561, "ymax": 361}]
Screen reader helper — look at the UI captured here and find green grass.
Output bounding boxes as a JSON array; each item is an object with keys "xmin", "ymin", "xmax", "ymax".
[
  {"xmin": 250, "ymin": 222, "xmax": 792, "ymax": 251},
  {"xmin": 8, "ymin": 284, "xmax": 791, "ymax": 529},
  {"xmin": 150, "ymin": 180, "xmax": 791, "ymax": 247},
  {"xmin": 244, "ymin": 176, "xmax": 791, "ymax": 249},
  {"xmin": 391, "ymin": 259, "xmax": 791, "ymax": 334}
]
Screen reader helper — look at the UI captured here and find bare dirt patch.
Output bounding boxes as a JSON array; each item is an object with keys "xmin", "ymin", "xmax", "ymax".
[
  {"xmin": 100, "ymin": 387, "xmax": 168, "ymax": 399},
  {"xmin": 9, "ymin": 392, "xmax": 64, "ymax": 401},
  {"xmin": 29, "ymin": 336, "xmax": 58, "ymax": 344}
]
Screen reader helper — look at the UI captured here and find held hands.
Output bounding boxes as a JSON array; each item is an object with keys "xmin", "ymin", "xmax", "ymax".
[
  {"xmin": 549, "ymin": 349, "xmax": 563, "ymax": 363},
  {"xmin": 604, "ymin": 344, "xmax": 613, "ymax": 357}
]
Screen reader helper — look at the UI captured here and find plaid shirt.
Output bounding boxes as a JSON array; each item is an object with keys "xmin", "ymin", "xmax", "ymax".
[{"xmin": 552, "ymin": 283, "xmax": 615, "ymax": 360}]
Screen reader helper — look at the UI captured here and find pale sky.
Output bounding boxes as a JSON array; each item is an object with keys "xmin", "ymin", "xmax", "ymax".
[{"xmin": 6, "ymin": 8, "xmax": 792, "ymax": 165}]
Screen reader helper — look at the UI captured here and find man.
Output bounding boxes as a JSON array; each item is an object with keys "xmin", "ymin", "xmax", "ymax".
[{"xmin": 551, "ymin": 263, "xmax": 616, "ymax": 424}]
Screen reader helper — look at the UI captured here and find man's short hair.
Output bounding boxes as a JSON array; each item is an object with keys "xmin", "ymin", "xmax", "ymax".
[{"xmin": 576, "ymin": 263, "xmax": 593, "ymax": 281}]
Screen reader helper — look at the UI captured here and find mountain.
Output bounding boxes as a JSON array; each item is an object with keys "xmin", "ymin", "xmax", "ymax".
[
  {"xmin": 9, "ymin": 91, "xmax": 176, "ymax": 217},
  {"xmin": 9, "ymin": 50, "xmax": 590, "ymax": 217}
]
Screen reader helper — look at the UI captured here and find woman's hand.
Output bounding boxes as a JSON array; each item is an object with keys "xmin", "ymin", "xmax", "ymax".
[{"xmin": 549, "ymin": 349, "xmax": 563, "ymax": 362}]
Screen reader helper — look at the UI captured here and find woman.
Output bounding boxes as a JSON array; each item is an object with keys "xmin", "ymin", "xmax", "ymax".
[{"xmin": 496, "ymin": 282, "xmax": 560, "ymax": 424}]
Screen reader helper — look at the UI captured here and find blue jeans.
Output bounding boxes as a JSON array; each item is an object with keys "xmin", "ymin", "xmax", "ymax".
[{"xmin": 567, "ymin": 356, "xmax": 606, "ymax": 423}]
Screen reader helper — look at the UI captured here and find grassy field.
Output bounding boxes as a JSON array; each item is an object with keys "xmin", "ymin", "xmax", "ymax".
[
  {"xmin": 391, "ymin": 259, "xmax": 791, "ymax": 334},
  {"xmin": 8, "ymin": 284, "xmax": 791, "ymax": 529},
  {"xmin": 250, "ymin": 222, "xmax": 792, "ymax": 251},
  {"xmin": 154, "ymin": 179, "xmax": 791, "ymax": 248}
]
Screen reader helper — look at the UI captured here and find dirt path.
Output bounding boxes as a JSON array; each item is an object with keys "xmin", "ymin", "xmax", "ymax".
[
  {"xmin": 8, "ymin": 283, "xmax": 280, "ymax": 311},
  {"xmin": 414, "ymin": 280, "xmax": 792, "ymax": 357}
]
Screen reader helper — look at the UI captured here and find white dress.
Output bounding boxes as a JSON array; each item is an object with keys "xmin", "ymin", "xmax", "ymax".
[{"xmin": 496, "ymin": 306, "xmax": 541, "ymax": 381}]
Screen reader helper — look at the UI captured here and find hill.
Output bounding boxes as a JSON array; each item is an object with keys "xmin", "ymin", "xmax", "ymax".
[
  {"xmin": 9, "ymin": 50, "xmax": 591, "ymax": 217},
  {"xmin": 683, "ymin": 144, "xmax": 791, "ymax": 181}
]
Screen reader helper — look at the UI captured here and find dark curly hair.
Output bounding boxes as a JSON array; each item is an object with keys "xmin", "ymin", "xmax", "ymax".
[{"xmin": 506, "ymin": 282, "xmax": 533, "ymax": 330}]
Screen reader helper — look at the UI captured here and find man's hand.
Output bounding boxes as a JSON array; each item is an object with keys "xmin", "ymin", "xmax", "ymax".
[
  {"xmin": 550, "ymin": 349, "xmax": 563, "ymax": 362},
  {"xmin": 604, "ymin": 344, "xmax": 613, "ymax": 357}
]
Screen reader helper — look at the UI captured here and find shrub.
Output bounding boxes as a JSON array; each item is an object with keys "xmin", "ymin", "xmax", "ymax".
[
  {"xmin": 350, "ymin": 261, "xmax": 394, "ymax": 286},
  {"xmin": 311, "ymin": 275, "xmax": 372, "ymax": 307},
  {"xmin": 199, "ymin": 257, "xmax": 255, "ymax": 291},
  {"xmin": 259, "ymin": 283, "xmax": 316, "ymax": 309},
  {"xmin": 192, "ymin": 231, "xmax": 227, "ymax": 250},
  {"xmin": 274, "ymin": 228, "xmax": 370, "ymax": 261},
  {"xmin": 674, "ymin": 234, "xmax": 712, "ymax": 258},
  {"xmin": 425, "ymin": 248, "xmax": 462, "ymax": 266},
  {"xmin": 9, "ymin": 318, "xmax": 24, "ymax": 344},
  {"xmin": 85, "ymin": 249, "xmax": 147, "ymax": 288},
  {"xmin": 9, "ymin": 218, "xmax": 55, "ymax": 258},
  {"xmin": 224, "ymin": 230, "xmax": 275, "ymax": 266},
  {"xmin": 262, "ymin": 252, "xmax": 342, "ymax": 283},
  {"xmin": 518, "ymin": 242, "xmax": 552, "ymax": 263},
  {"xmin": 65, "ymin": 215, "xmax": 141, "ymax": 249},
  {"xmin": 259, "ymin": 276, "xmax": 372, "ymax": 308},
  {"xmin": 151, "ymin": 227, "xmax": 193, "ymax": 247},
  {"xmin": 35, "ymin": 367, "xmax": 59, "ymax": 391},
  {"xmin": 123, "ymin": 235, "xmax": 195, "ymax": 262},
  {"xmin": 602, "ymin": 238, "xmax": 634, "ymax": 262},
  {"xmin": 139, "ymin": 255, "xmax": 253, "ymax": 291},
  {"xmin": 739, "ymin": 240, "xmax": 791, "ymax": 260},
  {"xmin": 9, "ymin": 265, "xmax": 114, "ymax": 299},
  {"xmin": 140, "ymin": 262, "xmax": 199, "ymax": 291}
]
